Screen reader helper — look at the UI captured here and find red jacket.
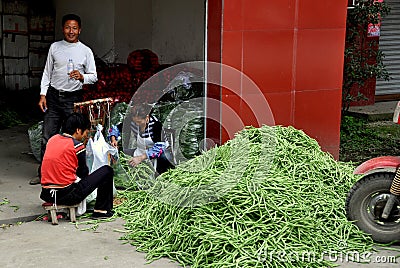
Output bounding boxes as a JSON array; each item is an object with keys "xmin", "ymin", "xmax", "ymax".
[{"xmin": 41, "ymin": 134, "xmax": 88, "ymax": 186}]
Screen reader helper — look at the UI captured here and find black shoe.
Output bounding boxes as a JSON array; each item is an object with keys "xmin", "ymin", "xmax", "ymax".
[
  {"xmin": 29, "ymin": 176, "xmax": 41, "ymax": 185},
  {"xmin": 91, "ymin": 211, "xmax": 114, "ymax": 219}
]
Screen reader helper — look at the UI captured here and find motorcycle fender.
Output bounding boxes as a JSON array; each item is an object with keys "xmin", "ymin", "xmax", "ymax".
[{"xmin": 354, "ymin": 156, "xmax": 400, "ymax": 176}]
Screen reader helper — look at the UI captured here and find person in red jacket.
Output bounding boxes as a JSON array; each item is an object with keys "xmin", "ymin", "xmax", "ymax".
[{"xmin": 40, "ymin": 113, "xmax": 114, "ymax": 218}]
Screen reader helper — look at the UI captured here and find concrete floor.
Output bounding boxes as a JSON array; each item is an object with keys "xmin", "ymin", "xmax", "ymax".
[
  {"xmin": 348, "ymin": 100, "xmax": 399, "ymax": 121},
  {"xmin": 0, "ymin": 124, "xmax": 179, "ymax": 268}
]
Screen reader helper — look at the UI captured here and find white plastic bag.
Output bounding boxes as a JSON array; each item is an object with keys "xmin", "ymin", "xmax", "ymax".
[
  {"xmin": 81, "ymin": 125, "xmax": 118, "ymax": 213},
  {"xmin": 87, "ymin": 124, "xmax": 118, "ymax": 173}
]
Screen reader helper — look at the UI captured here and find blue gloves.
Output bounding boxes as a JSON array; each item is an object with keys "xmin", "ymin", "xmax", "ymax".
[
  {"xmin": 107, "ymin": 125, "xmax": 120, "ymax": 141},
  {"xmin": 147, "ymin": 142, "xmax": 167, "ymax": 159}
]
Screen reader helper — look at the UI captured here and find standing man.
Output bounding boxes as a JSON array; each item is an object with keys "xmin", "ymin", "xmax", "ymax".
[{"xmin": 30, "ymin": 14, "xmax": 97, "ymax": 185}]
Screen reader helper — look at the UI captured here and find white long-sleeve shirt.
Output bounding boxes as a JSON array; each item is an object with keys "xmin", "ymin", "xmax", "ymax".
[{"xmin": 40, "ymin": 40, "xmax": 98, "ymax": 95}]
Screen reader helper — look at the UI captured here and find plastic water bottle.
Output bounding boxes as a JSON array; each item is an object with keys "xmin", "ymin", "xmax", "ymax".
[{"xmin": 67, "ymin": 59, "xmax": 74, "ymax": 81}]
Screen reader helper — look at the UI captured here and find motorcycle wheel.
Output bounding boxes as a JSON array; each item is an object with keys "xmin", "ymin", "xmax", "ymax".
[{"xmin": 345, "ymin": 172, "xmax": 400, "ymax": 243}]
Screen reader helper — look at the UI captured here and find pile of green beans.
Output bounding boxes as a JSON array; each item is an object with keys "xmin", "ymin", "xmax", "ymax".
[
  {"xmin": 113, "ymin": 152, "xmax": 155, "ymax": 190},
  {"xmin": 115, "ymin": 125, "xmax": 373, "ymax": 267}
]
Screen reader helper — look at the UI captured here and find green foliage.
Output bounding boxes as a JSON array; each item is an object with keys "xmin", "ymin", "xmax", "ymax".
[
  {"xmin": 340, "ymin": 115, "xmax": 400, "ymax": 163},
  {"xmin": 340, "ymin": 115, "xmax": 373, "ymax": 139},
  {"xmin": 0, "ymin": 109, "xmax": 23, "ymax": 129},
  {"xmin": 342, "ymin": 0, "xmax": 391, "ymax": 111}
]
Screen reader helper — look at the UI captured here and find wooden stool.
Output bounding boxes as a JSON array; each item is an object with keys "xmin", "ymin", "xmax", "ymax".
[{"xmin": 42, "ymin": 202, "xmax": 79, "ymax": 225}]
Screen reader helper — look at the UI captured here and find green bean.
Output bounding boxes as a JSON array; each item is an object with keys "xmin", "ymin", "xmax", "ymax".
[{"xmin": 114, "ymin": 125, "xmax": 377, "ymax": 267}]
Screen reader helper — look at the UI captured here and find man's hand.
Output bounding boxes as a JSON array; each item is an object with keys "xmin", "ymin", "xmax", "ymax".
[
  {"xmin": 38, "ymin": 95, "xmax": 47, "ymax": 112},
  {"xmin": 110, "ymin": 136, "xmax": 118, "ymax": 148},
  {"xmin": 128, "ymin": 154, "xmax": 147, "ymax": 167},
  {"xmin": 69, "ymin": 70, "xmax": 84, "ymax": 82}
]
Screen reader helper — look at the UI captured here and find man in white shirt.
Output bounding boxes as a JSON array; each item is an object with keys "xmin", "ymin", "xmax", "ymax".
[{"xmin": 30, "ymin": 14, "xmax": 98, "ymax": 185}]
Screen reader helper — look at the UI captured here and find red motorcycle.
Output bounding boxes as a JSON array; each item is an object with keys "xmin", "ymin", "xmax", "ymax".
[{"xmin": 346, "ymin": 103, "xmax": 400, "ymax": 243}]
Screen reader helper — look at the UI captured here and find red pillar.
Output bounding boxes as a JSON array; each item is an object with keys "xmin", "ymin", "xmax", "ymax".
[{"xmin": 207, "ymin": 0, "xmax": 348, "ymax": 159}]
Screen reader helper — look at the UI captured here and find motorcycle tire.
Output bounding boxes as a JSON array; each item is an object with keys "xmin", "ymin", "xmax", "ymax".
[{"xmin": 346, "ymin": 172, "xmax": 400, "ymax": 243}]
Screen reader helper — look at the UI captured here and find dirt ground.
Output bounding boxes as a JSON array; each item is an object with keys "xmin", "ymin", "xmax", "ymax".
[{"xmin": 339, "ymin": 120, "xmax": 400, "ymax": 164}]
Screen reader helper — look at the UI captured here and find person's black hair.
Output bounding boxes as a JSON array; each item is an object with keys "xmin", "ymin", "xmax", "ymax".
[
  {"xmin": 62, "ymin": 14, "xmax": 81, "ymax": 28},
  {"xmin": 130, "ymin": 103, "xmax": 152, "ymax": 119},
  {"xmin": 61, "ymin": 113, "xmax": 90, "ymax": 135}
]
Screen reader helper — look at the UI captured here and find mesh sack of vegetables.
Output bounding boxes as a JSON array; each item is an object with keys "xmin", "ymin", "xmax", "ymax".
[
  {"xmin": 151, "ymin": 71, "xmax": 205, "ymax": 160},
  {"xmin": 153, "ymin": 101, "xmax": 204, "ymax": 161},
  {"xmin": 28, "ymin": 121, "xmax": 42, "ymax": 162},
  {"xmin": 115, "ymin": 125, "xmax": 375, "ymax": 268},
  {"xmin": 83, "ymin": 64, "xmax": 134, "ymax": 103},
  {"xmin": 127, "ymin": 49, "xmax": 159, "ymax": 72},
  {"xmin": 105, "ymin": 102, "xmax": 129, "ymax": 133}
]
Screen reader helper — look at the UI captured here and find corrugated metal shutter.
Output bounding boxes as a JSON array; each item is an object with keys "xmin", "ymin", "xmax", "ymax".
[{"xmin": 376, "ymin": 0, "xmax": 400, "ymax": 96}]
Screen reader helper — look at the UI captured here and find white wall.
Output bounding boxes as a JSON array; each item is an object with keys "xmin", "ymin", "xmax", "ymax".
[
  {"xmin": 114, "ymin": 0, "xmax": 152, "ymax": 63},
  {"xmin": 52, "ymin": 0, "xmax": 205, "ymax": 64},
  {"xmin": 152, "ymin": 0, "xmax": 205, "ymax": 64}
]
